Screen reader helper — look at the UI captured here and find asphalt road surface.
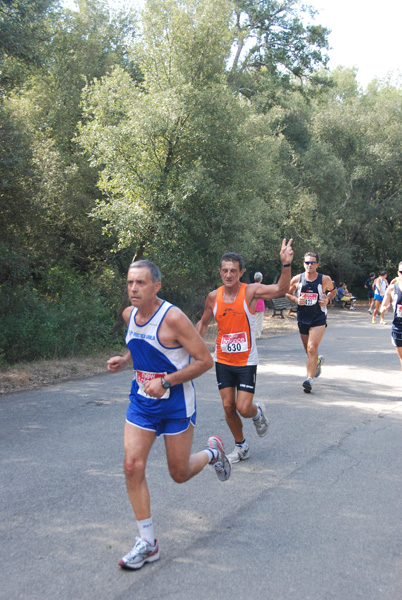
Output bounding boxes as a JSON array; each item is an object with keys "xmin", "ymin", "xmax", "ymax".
[{"xmin": 1, "ymin": 308, "xmax": 401, "ymax": 600}]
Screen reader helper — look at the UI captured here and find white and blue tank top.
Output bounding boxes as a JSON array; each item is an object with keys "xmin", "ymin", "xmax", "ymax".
[{"xmin": 125, "ymin": 301, "xmax": 195, "ymax": 419}]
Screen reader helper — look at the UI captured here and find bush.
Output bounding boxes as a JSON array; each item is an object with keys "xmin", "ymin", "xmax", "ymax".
[{"xmin": 0, "ymin": 269, "xmax": 117, "ymax": 364}]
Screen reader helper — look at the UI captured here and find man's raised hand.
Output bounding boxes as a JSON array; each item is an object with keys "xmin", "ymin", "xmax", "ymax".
[{"xmin": 280, "ymin": 238, "xmax": 294, "ymax": 264}]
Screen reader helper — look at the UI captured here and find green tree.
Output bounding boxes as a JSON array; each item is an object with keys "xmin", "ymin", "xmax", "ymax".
[
  {"xmin": 0, "ymin": 0, "xmax": 58, "ymax": 93},
  {"xmin": 227, "ymin": 0, "xmax": 330, "ymax": 102},
  {"xmin": 78, "ymin": 0, "xmax": 333, "ymax": 314},
  {"xmin": 36, "ymin": 0, "xmax": 139, "ymax": 154},
  {"xmin": 1, "ymin": 0, "xmax": 140, "ymax": 275},
  {"xmin": 0, "ymin": 100, "xmax": 39, "ymax": 284},
  {"xmin": 79, "ymin": 0, "xmax": 250, "ymax": 312},
  {"xmin": 311, "ymin": 73, "xmax": 402, "ymax": 282},
  {"xmin": 0, "ymin": 0, "xmax": 140, "ymax": 362},
  {"xmin": 272, "ymin": 69, "xmax": 402, "ymax": 284}
]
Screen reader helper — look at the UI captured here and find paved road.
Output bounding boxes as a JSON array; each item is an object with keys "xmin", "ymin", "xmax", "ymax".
[{"xmin": 1, "ymin": 308, "xmax": 401, "ymax": 600}]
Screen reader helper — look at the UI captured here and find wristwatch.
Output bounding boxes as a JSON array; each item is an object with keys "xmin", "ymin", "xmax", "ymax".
[{"xmin": 161, "ymin": 376, "xmax": 171, "ymax": 389}]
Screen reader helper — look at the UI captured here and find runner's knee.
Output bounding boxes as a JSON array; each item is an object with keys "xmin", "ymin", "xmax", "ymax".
[
  {"xmin": 236, "ymin": 401, "xmax": 252, "ymax": 418},
  {"xmin": 168, "ymin": 464, "xmax": 189, "ymax": 484},
  {"xmin": 124, "ymin": 455, "xmax": 146, "ymax": 481},
  {"xmin": 307, "ymin": 342, "xmax": 319, "ymax": 354},
  {"xmin": 222, "ymin": 398, "xmax": 237, "ymax": 415}
]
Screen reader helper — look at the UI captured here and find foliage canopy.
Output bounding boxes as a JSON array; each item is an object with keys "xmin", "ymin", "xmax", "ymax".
[{"xmin": 1, "ymin": 0, "xmax": 401, "ymax": 363}]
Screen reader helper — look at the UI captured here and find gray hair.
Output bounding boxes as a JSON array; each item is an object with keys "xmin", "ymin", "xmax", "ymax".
[
  {"xmin": 128, "ymin": 260, "xmax": 161, "ymax": 283},
  {"xmin": 220, "ymin": 252, "xmax": 244, "ymax": 270},
  {"xmin": 254, "ymin": 272, "xmax": 263, "ymax": 282}
]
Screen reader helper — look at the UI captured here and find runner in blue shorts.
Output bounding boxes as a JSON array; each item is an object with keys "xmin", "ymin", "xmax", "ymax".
[
  {"xmin": 379, "ymin": 261, "xmax": 402, "ymax": 370},
  {"xmin": 107, "ymin": 260, "xmax": 230, "ymax": 570},
  {"xmin": 372, "ymin": 270, "xmax": 388, "ymax": 324},
  {"xmin": 286, "ymin": 252, "xmax": 337, "ymax": 393}
]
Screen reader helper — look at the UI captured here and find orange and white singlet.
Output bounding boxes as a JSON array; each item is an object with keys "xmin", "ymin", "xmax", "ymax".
[{"xmin": 213, "ymin": 283, "xmax": 258, "ymax": 366}]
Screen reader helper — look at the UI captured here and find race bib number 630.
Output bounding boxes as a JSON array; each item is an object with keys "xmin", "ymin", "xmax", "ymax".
[{"xmin": 221, "ymin": 332, "xmax": 248, "ymax": 353}]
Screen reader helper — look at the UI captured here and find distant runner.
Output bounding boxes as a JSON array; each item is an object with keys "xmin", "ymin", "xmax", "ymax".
[
  {"xmin": 286, "ymin": 252, "xmax": 336, "ymax": 393},
  {"xmin": 372, "ymin": 270, "xmax": 388, "ymax": 324}
]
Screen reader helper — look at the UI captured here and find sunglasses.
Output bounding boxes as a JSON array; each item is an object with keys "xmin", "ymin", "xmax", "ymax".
[
  {"xmin": 399, "ymin": 270, "xmax": 402, "ymax": 274},
  {"xmin": 304, "ymin": 261, "xmax": 317, "ymax": 265}
]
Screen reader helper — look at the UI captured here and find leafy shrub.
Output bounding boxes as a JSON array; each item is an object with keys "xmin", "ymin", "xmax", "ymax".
[{"xmin": 0, "ymin": 268, "xmax": 117, "ymax": 364}]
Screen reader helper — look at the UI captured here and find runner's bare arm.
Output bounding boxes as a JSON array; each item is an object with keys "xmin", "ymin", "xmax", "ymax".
[
  {"xmin": 107, "ymin": 306, "xmax": 134, "ymax": 372},
  {"xmin": 380, "ymin": 285, "xmax": 394, "ymax": 314},
  {"xmin": 286, "ymin": 275, "xmax": 303, "ymax": 305},
  {"xmin": 107, "ymin": 352, "xmax": 132, "ymax": 372},
  {"xmin": 196, "ymin": 291, "xmax": 217, "ymax": 338},
  {"xmin": 323, "ymin": 275, "xmax": 337, "ymax": 302}
]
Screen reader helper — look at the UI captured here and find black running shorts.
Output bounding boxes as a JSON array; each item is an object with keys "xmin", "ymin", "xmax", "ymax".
[
  {"xmin": 215, "ymin": 362, "xmax": 257, "ymax": 393},
  {"xmin": 298, "ymin": 320, "xmax": 327, "ymax": 336},
  {"xmin": 392, "ymin": 328, "xmax": 402, "ymax": 348}
]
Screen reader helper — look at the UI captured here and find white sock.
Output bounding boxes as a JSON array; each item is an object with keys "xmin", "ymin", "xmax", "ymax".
[
  {"xmin": 252, "ymin": 405, "xmax": 261, "ymax": 421},
  {"xmin": 137, "ymin": 517, "xmax": 155, "ymax": 544},
  {"xmin": 203, "ymin": 448, "xmax": 218, "ymax": 464}
]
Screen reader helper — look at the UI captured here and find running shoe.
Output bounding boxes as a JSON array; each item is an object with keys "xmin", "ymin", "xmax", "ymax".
[
  {"xmin": 350, "ymin": 306, "xmax": 356, "ymax": 310},
  {"xmin": 119, "ymin": 537, "xmax": 160, "ymax": 570},
  {"xmin": 303, "ymin": 378, "xmax": 313, "ymax": 393},
  {"xmin": 227, "ymin": 442, "xmax": 250, "ymax": 464},
  {"xmin": 207, "ymin": 435, "xmax": 231, "ymax": 481},
  {"xmin": 314, "ymin": 355, "xmax": 324, "ymax": 378},
  {"xmin": 253, "ymin": 401, "xmax": 269, "ymax": 437},
  {"xmin": 372, "ymin": 317, "xmax": 376, "ymax": 324}
]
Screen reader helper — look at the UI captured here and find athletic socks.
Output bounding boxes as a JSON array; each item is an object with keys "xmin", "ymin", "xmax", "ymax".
[
  {"xmin": 136, "ymin": 517, "xmax": 155, "ymax": 545},
  {"xmin": 203, "ymin": 447, "xmax": 219, "ymax": 464},
  {"xmin": 252, "ymin": 406, "xmax": 261, "ymax": 421},
  {"xmin": 235, "ymin": 438, "xmax": 246, "ymax": 445}
]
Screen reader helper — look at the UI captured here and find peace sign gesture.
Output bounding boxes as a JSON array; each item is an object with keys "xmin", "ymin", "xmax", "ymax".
[{"xmin": 279, "ymin": 238, "xmax": 294, "ymax": 265}]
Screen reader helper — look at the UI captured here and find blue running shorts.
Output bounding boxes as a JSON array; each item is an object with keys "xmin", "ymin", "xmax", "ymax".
[{"xmin": 126, "ymin": 402, "xmax": 196, "ymax": 437}]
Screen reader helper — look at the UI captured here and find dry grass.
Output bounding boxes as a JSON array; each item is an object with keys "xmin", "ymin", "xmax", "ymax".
[
  {"xmin": 0, "ymin": 352, "xmax": 118, "ymax": 396},
  {"xmin": 0, "ymin": 312, "xmax": 298, "ymax": 395}
]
